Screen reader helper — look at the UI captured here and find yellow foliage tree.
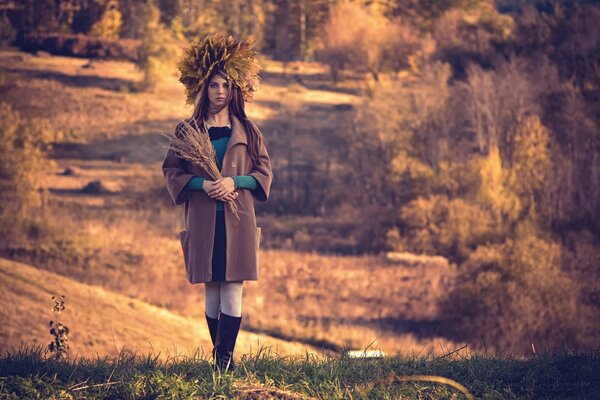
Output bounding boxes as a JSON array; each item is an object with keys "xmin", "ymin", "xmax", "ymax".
[
  {"xmin": 477, "ymin": 144, "xmax": 521, "ymax": 226},
  {"xmin": 0, "ymin": 102, "xmax": 54, "ymax": 246},
  {"xmin": 137, "ymin": 4, "xmax": 182, "ymax": 91},
  {"xmin": 508, "ymin": 114, "xmax": 552, "ymax": 223},
  {"xmin": 316, "ymin": 1, "xmax": 415, "ymax": 82}
]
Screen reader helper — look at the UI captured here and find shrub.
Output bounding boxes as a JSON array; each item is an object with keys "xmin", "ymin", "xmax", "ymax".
[
  {"xmin": 437, "ymin": 197, "xmax": 497, "ymax": 260},
  {"xmin": 396, "ymin": 195, "xmax": 450, "ymax": 256},
  {"xmin": 562, "ymin": 228, "xmax": 600, "ymax": 310},
  {"xmin": 395, "ymin": 195, "xmax": 496, "ymax": 263},
  {"xmin": 20, "ymin": 33, "xmax": 139, "ymax": 61},
  {"xmin": 88, "ymin": 4, "xmax": 122, "ymax": 40},
  {"xmin": 439, "ymin": 230, "xmax": 599, "ymax": 355},
  {"xmin": 0, "ymin": 14, "xmax": 16, "ymax": 45}
]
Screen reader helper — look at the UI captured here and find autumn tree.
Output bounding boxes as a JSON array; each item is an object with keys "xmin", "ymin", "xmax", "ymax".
[
  {"xmin": 477, "ymin": 144, "xmax": 521, "ymax": 229},
  {"xmin": 137, "ymin": 3, "xmax": 181, "ymax": 91},
  {"xmin": 118, "ymin": 0, "xmax": 153, "ymax": 39},
  {"xmin": 457, "ymin": 57, "xmax": 542, "ymax": 157},
  {"xmin": 0, "ymin": 102, "xmax": 54, "ymax": 246},
  {"xmin": 315, "ymin": 2, "xmax": 419, "ymax": 82},
  {"xmin": 507, "ymin": 114, "xmax": 553, "ymax": 224}
]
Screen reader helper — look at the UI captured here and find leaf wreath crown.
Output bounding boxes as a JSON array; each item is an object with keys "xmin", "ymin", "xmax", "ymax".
[{"xmin": 177, "ymin": 33, "xmax": 262, "ymax": 106}]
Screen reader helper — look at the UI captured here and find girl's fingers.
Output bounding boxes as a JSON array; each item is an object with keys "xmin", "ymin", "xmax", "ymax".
[
  {"xmin": 224, "ymin": 193, "xmax": 235, "ymax": 201},
  {"xmin": 206, "ymin": 181, "xmax": 235, "ymax": 200},
  {"xmin": 208, "ymin": 186, "xmax": 224, "ymax": 196},
  {"xmin": 218, "ymin": 192, "xmax": 236, "ymax": 201}
]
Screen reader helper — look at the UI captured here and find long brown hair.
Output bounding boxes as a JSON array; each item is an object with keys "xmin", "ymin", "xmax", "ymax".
[{"xmin": 190, "ymin": 68, "xmax": 264, "ymax": 167}]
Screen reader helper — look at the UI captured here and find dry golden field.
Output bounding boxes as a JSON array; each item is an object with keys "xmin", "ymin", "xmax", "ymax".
[
  {"xmin": 0, "ymin": 257, "xmax": 323, "ymax": 361},
  {"xmin": 0, "ymin": 48, "xmax": 471, "ymax": 361}
]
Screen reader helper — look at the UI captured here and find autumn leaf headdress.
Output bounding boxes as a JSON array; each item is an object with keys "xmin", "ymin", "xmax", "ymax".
[{"xmin": 177, "ymin": 33, "xmax": 262, "ymax": 105}]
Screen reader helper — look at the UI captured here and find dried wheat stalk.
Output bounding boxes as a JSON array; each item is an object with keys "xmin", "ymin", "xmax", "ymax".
[{"xmin": 162, "ymin": 119, "xmax": 247, "ymax": 220}]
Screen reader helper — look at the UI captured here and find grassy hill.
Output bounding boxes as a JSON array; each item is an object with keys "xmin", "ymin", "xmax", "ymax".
[{"xmin": 0, "ymin": 257, "xmax": 322, "ymax": 361}]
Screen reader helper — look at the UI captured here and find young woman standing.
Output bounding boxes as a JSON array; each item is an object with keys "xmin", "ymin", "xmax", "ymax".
[{"xmin": 162, "ymin": 34, "xmax": 273, "ymax": 371}]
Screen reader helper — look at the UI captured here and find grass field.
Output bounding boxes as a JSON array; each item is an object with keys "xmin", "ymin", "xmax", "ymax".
[{"xmin": 1, "ymin": 344, "xmax": 598, "ymax": 399}]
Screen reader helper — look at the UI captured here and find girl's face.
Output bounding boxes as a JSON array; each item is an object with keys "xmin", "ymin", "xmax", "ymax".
[{"xmin": 207, "ymin": 73, "xmax": 231, "ymax": 107}]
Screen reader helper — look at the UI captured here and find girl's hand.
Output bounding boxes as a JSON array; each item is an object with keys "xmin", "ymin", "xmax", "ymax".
[
  {"xmin": 205, "ymin": 177, "xmax": 238, "ymax": 201},
  {"xmin": 218, "ymin": 191, "xmax": 238, "ymax": 202}
]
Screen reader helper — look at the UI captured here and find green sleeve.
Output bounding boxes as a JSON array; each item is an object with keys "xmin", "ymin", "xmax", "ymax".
[
  {"xmin": 233, "ymin": 175, "xmax": 258, "ymax": 190},
  {"xmin": 184, "ymin": 176, "xmax": 205, "ymax": 191}
]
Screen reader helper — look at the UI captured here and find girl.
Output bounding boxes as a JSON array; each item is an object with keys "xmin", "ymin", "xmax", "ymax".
[{"xmin": 162, "ymin": 34, "xmax": 272, "ymax": 371}]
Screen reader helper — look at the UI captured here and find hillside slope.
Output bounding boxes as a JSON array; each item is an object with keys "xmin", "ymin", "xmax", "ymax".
[
  {"xmin": 0, "ymin": 257, "xmax": 322, "ymax": 361},
  {"xmin": 0, "ymin": 48, "xmax": 466, "ymax": 359}
]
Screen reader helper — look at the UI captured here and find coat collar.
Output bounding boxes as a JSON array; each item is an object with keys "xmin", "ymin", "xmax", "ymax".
[
  {"xmin": 225, "ymin": 113, "xmax": 248, "ymax": 153},
  {"xmin": 187, "ymin": 112, "xmax": 248, "ymax": 158},
  {"xmin": 183, "ymin": 112, "xmax": 247, "ymax": 154}
]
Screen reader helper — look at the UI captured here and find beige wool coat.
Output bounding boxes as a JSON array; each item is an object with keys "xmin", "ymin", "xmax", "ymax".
[{"xmin": 162, "ymin": 114, "xmax": 273, "ymax": 284}]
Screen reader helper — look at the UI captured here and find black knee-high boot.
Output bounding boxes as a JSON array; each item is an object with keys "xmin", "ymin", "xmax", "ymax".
[
  {"xmin": 205, "ymin": 312, "xmax": 219, "ymax": 356},
  {"xmin": 215, "ymin": 312, "xmax": 242, "ymax": 371}
]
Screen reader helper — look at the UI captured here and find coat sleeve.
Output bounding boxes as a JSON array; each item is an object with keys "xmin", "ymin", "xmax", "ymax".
[
  {"xmin": 248, "ymin": 137, "xmax": 273, "ymax": 203},
  {"xmin": 162, "ymin": 122, "xmax": 195, "ymax": 205}
]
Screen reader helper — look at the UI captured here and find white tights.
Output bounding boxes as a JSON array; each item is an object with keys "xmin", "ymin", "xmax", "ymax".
[{"xmin": 204, "ymin": 281, "xmax": 244, "ymax": 318}]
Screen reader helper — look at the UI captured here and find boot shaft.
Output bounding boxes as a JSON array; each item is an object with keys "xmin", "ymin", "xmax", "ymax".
[
  {"xmin": 205, "ymin": 312, "xmax": 219, "ymax": 346},
  {"xmin": 215, "ymin": 312, "xmax": 242, "ymax": 371}
]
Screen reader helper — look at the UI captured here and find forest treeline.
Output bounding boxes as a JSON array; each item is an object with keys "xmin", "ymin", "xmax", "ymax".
[
  {"xmin": 321, "ymin": 1, "xmax": 600, "ymax": 355},
  {"xmin": 1, "ymin": 0, "xmax": 599, "ymax": 354}
]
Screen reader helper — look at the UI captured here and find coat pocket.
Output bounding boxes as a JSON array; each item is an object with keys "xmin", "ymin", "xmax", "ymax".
[{"xmin": 178, "ymin": 230, "xmax": 191, "ymax": 281}]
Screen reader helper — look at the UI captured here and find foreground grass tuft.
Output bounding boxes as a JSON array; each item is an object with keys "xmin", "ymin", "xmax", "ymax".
[{"xmin": 0, "ymin": 343, "xmax": 598, "ymax": 399}]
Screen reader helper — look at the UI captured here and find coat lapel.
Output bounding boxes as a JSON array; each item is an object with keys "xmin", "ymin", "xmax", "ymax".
[{"xmin": 225, "ymin": 114, "xmax": 248, "ymax": 155}]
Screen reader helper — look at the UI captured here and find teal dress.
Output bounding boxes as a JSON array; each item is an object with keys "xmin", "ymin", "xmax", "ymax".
[{"xmin": 183, "ymin": 124, "xmax": 258, "ymax": 281}]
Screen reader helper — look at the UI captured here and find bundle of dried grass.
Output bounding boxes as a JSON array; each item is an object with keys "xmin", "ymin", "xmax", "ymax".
[{"xmin": 162, "ymin": 119, "xmax": 247, "ymax": 220}]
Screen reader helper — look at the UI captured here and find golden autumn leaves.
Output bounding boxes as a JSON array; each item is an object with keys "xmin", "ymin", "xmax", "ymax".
[{"xmin": 177, "ymin": 33, "xmax": 262, "ymax": 105}]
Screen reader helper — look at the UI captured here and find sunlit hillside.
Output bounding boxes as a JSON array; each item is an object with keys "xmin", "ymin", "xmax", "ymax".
[{"xmin": 0, "ymin": 257, "xmax": 322, "ymax": 361}]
